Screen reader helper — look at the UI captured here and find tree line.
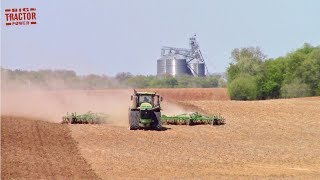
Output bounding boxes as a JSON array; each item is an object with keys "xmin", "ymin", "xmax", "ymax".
[
  {"xmin": 3, "ymin": 43, "xmax": 318, "ymax": 100},
  {"xmin": 1, "ymin": 68, "xmax": 226, "ymax": 90},
  {"xmin": 227, "ymin": 43, "xmax": 320, "ymax": 100}
]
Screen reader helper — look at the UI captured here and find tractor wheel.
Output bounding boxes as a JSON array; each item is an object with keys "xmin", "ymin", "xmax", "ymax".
[
  {"xmin": 129, "ymin": 111, "xmax": 140, "ymax": 130},
  {"xmin": 151, "ymin": 111, "xmax": 162, "ymax": 131}
]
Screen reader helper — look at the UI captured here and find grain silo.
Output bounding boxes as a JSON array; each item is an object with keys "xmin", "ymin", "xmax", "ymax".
[
  {"xmin": 189, "ymin": 62, "xmax": 205, "ymax": 77},
  {"xmin": 157, "ymin": 34, "xmax": 209, "ymax": 77},
  {"xmin": 157, "ymin": 55, "xmax": 190, "ymax": 76}
]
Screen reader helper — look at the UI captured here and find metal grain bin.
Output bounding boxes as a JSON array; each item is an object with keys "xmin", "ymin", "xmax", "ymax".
[
  {"xmin": 157, "ymin": 58, "xmax": 166, "ymax": 75},
  {"xmin": 157, "ymin": 57, "xmax": 190, "ymax": 76},
  {"xmin": 170, "ymin": 58, "xmax": 189, "ymax": 76},
  {"xmin": 189, "ymin": 62, "xmax": 205, "ymax": 77}
]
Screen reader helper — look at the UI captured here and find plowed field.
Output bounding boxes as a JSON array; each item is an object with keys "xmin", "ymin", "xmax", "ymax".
[
  {"xmin": 2, "ymin": 88, "xmax": 320, "ymax": 179},
  {"xmin": 1, "ymin": 116, "xmax": 99, "ymax": 179}
]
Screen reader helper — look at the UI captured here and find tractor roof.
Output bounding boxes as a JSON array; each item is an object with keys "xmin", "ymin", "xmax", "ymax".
[{"xmin": 136, "ymin": 91, "xmax": 156, "ymax": 95}]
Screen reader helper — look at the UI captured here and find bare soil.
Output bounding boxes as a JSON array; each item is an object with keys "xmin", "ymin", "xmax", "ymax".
[
  {"xmin": 70, "ymin": 96, "xmax": 320, "ymax": 179},
  {"xmin": 2, "ymin": 88, "xmax": 320, "ymax": 179},
  {"xmin": 1, "ymin": 116, "xmax": 99, "ymax": 179}
]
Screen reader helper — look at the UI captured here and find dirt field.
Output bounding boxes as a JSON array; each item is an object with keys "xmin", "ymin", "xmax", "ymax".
[
  {"xmin": 1, "ymin": 116, "xmax": 99, "ymax": 179},
  {"xmin": 2, "ymin": 88, "xmax": 320, "ymax": 179}
]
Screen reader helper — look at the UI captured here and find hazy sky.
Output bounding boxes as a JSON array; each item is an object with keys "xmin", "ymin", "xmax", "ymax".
[{"xmin": 2, "ymin": 0, "xmax": 320, "ymax": 76}]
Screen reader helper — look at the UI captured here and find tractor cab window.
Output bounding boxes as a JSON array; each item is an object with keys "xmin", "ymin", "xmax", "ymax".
[{"xmin": 139, "ymin": 95, "xmax": 152, "ymax": 105}]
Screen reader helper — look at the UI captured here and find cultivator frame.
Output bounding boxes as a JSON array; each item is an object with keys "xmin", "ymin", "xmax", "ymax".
[
  {"xmin": 161, "ymin": 112, "xmax": 225, "ymax": 126},
  {"xmin": 62, "ymin": 111, "xmax": 108, "ymax": 124}
]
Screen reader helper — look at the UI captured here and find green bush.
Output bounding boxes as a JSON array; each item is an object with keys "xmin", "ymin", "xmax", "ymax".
[
  {"xmin": 227, "ymin": 44, "xmax": 320, "ymax": 100},
  {"xmin": 281, "ymin": 81, "xmax": 311, "ymax": 98},
  {"xmin": 317, "ymin": 82, "xmax": 320, "ymax": 96},
  {"xmin": 228, "ymin": 75, "xmax": 258, "ymax": 100}
]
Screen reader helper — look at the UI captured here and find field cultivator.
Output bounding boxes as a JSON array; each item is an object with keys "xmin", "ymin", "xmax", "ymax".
[
  {"xmin": 62, "ymin": 111, "xmax": 108, "ymax": 124},
  {"xmin": 161, "ymin": 112, "xmax": 225, "ymax": 126}
]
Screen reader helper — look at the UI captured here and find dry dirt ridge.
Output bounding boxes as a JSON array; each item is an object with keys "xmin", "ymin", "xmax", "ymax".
[{"xmin": 2, "ymin": 89, "xmax": 320, "ymax": 179}]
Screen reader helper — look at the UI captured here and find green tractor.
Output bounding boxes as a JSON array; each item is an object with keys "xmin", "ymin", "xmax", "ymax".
[{"xmin": 128, "ymin": 90, "xmax": 163, "ymax": 130}]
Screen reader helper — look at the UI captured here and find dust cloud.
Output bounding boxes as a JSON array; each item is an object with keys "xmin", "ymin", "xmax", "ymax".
[
  {"xmin": 1, "ymin": 77, "xmax": 189, "ymax": 125},
  {"xmin": 1, "ymin": 82, "xmax": 133, "ymax": 125},
  {"xmin": 161, "ymin": 101, "xmax": 189, "ymax": 115},
  {"xmin": 1, "ymin": 88, "xmax": 188, "ymax": 124}
]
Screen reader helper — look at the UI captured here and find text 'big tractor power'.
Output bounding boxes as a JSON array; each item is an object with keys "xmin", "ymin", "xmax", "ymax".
[{"xmin": 128, "ymin": 90, "xmax": 163, "ymax": 130}]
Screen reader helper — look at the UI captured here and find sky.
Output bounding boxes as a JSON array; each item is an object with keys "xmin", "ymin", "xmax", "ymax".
[{"xmin": 1, "ymin": 0, "xmax": 320, "ymax": 76}]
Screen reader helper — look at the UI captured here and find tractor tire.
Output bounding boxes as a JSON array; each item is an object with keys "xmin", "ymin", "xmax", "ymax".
[
  {"xmin": 129, "ymin": 111, "xmax": 140, "ymax": 130},
  {"xmin": 151, "ymin": 111, "xmax": 162, "ymax": 131}
]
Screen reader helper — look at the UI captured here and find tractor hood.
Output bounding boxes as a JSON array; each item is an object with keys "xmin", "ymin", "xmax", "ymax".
[{"xmin": 140, "ymin": 102, "xmax": 153, "ymax": 110}]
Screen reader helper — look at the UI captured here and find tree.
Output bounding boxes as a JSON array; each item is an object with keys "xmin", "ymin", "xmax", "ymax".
[
  {"xmin": 230, "ymin": 47, "xmax": 266, "ymax": 77},
  {"xmin": 227, "ymin": 47, "xmax": 266, "ymax": 100},
  {"xmin": 115, "ymin": 72, "xmax": 132, "ymax": 83},
  {"xmin": 227, "ymin": 44, "xmax": 320, "ymax": 100},
  {"xmin": 258, "ymin": 58, "xmax": 286, "ymax": 99},
  {"xmin": 281, "ymin": 79, "xmax": 311, "ymax": 98},
  {"xmin": 163, "ymin": 76, "xmax": 178, "ymax": 88},
  {"xmin": 228, "ymin": 74, "xmax": 258, "ymax": 100}
]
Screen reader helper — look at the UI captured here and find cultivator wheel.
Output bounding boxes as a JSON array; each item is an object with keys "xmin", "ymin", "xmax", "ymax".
[
  {"xmin": 212, "ymin": 116, "xmax": 225, "ymax": 125},
  {"xmin": 129, "ymin": 111, "xmax": 140, "ymax": 130},
  {"xmin": 212, "ymin": 119, "xmax": 218, "ymax": 125},
  {"xmin": 151, "ymin": 111, "xmax": 162, "ymax": 131}
]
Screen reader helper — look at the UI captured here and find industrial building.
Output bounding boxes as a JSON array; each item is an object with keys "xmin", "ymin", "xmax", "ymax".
[{"xmin": 157, "ymin": 35, "xmax": 209, "ymax": 77}]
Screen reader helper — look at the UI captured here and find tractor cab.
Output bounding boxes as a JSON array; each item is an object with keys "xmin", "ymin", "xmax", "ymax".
[
  {"xmin": 138, "ymin": 94, "xmax": 153, "ymax": 105},
  {"xmin": 131, "ymin": 91, "xmax": 162, "ymax": 110}
]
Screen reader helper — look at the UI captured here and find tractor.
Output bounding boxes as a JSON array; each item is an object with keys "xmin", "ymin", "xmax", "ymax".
[{"xmin": 128, "ymin": 90, "xmax": 163, "ymax": 130}]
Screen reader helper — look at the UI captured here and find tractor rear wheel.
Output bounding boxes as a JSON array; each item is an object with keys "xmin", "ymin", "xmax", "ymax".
[
  {"xmin": 151, "ymin": 111, "xmax": 162, "ymax": 131},
  {"xmin": 129, "ymin": 111, "xmax": 140, "ymax": 130}
]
